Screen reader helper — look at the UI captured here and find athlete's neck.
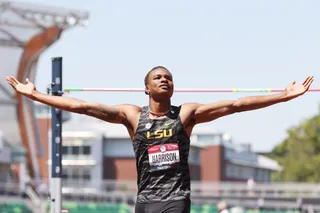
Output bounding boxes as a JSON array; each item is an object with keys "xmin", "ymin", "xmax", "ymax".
[{"xmin": 148, "ymin": 99, "xmax": 171, "ymax": 116}]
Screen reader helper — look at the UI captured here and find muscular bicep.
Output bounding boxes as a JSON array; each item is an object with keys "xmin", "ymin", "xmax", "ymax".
[{"xmin": 190, "ymin": 100, "xmax": 236, "ymax": 124}]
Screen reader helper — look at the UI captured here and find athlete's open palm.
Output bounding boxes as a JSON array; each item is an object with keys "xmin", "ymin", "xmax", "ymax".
[
  {"xmin": 285, "ymin": 76, "xmax": 314, "ymax": 98},
  {"xmin": 5, "ymin": 76, "xmax": 35, "ymax": 97}
]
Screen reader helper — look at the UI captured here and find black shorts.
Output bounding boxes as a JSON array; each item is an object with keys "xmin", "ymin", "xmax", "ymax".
[{"xmin": 135, "ymin": 198, "xmax": 191, "ymax": 213}]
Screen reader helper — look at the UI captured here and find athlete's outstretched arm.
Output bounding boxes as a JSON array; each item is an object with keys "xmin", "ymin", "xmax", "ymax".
[
  {"xmin": 187, "ymin": 76, "xmax": 314, "ymax": 125},
  {"xmin": 5, "ymin": 76, "xmax": 138, "ymax": 126}
]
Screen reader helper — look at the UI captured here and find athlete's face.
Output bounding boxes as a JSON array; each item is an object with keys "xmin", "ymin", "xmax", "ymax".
[{"xmin": 146, "ymin": 68, "xmax": 174, "ymax": 100}]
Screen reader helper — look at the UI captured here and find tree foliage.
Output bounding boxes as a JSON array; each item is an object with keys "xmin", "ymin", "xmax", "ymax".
[{"xmin": 268, "ymin": 114, "xmax": 320, "ymax": 182}]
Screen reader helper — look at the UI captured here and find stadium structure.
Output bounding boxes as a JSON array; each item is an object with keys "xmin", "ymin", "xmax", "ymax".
[
  {"xmin": 1, "ymin": 1, "xmax": 320, "ymax": 213},
  {"xmin": 0, "ymin": 0, "xmax": 88, "ymax": 187}
]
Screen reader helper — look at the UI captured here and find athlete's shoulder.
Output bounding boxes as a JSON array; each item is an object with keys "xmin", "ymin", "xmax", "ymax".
[
  {"xmin": 180, "ymin": 103, "xmax": 201, "ymax": 113},
  {"xmin": 178, "ymin": 103, "xmax": 202, "ymax": 127},
  {"xmin": 170, "ymin": 104, "xmax": 198, "ymax": 114},
  {"xmin": 118, "ymin": 104, "xmax": 142, "ymax": 133},
  {"xmin": 117, "ymin": 104, "xmax": 142, "ymax": 114},
  {"xmin": 117, "ymin": 104, "xmax": 142, "ymax": 109}
]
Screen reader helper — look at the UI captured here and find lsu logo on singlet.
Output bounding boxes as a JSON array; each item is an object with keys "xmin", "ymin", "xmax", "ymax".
[{"xmin": 146, "ymin": 129, "xmax": 172, "ymax": 139}]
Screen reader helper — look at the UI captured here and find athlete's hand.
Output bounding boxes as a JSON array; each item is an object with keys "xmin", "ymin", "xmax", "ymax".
[
  {"xmin": 5, "ymin": 76, "xmax": 35, "ymax": 98},
  {"xmin": 285, "ymin": 76, "xmax": 314, "ymax": 99}
]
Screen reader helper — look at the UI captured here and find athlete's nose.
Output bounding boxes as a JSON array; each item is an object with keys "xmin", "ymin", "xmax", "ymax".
[{"xmin": 160, "ymin": 77, "xmax": 168, "ymax": 83}]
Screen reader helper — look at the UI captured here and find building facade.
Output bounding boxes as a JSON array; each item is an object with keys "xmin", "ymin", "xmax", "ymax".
[
  {"xmin": 40, "ymin": 113, "xmax": 281, "ymax": 188},
  {"xmin": 32, "ymin": 106, "xmax": 282, "ymax": 193}
]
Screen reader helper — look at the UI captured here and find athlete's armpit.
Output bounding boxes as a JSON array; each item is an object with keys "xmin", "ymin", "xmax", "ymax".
[{"xmin": 122, "ymin": 118, "xmax": 133, "ymax": 131}]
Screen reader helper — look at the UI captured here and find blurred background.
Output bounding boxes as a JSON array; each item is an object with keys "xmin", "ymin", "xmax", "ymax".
[{"xmin": 1, "ymin": 0, "xmax": 320, "ymax": 212}]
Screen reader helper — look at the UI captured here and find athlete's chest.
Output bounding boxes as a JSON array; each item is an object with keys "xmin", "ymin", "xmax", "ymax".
[
  {"xmin": 142, "ymin": 119, "xmax": 182, "ymax": 172},
  {"xmin": 141, "ymin": 119, "xmax": 180, "ymax": 142}
]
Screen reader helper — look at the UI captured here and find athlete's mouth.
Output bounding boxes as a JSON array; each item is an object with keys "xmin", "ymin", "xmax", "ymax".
[{"xmin": 159, "ymin": 84, "xmax": 169, "ymax": 89}]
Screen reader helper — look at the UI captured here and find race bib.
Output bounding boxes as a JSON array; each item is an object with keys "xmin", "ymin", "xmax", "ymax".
[{"xmin": 148, "ymin": 143, "xmax": 180, "ymax": 172}]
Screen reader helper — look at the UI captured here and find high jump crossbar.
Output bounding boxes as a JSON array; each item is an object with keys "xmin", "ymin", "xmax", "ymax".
[{"xmin": 64, "ymin": 88, "xmax": 320, "ymax": 93}]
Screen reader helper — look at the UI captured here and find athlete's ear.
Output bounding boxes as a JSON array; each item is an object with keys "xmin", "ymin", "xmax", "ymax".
[{"xmin": 145, "ymin": 85, "xmax": 150, "ymax": 95}]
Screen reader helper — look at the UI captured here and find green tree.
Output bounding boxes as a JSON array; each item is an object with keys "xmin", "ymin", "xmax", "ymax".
[{"xmin": 268, "ymin": 114, "xmax": 320, "ymax": 182}]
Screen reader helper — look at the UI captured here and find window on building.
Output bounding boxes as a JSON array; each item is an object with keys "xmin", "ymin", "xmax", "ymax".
[
  {"xmin": 62, "ymin": 168, "xmax": 68, "ymax": 179},
  {"xmin": 188, "ymin": 148, "xmax": 200, "ymax": 164},
  {"xmin": 62, "ymin": 167, "xmax": 92, "ymax": 184},
  {"xmin": 83, "ymin": 146, "xmax": 91, "ymax": 155},
  {"xmin": 72, "ymin": 146, "xmax": 80, "ymax": 155},
  {"xmin": 71, "ymin": 168, "xmax": 80, "ymax": 180},
  {"xmin": 225, "ymin": 163, "xmax": 255, "ymax": 179},
  {"xmin": 256, "ymin": 169, "xmax": 263, "ymax": 181},
  {"xmin": 83, "ymin": 168, "xmax": 91, "ymax": 180},
  {"xmin": 265, "ymin": 171, "xmax": 268, "ymax": 181},
  {"xmin": 225, "ymin": 163, "xmax": 238, "ymax": 178},
  {"xmin": 62, "ymin": 146, "xmax": 69, "ymax": 155},
  {"xmin": 62, "ymin": 145, "xmax": 92, "ymax": 157}
]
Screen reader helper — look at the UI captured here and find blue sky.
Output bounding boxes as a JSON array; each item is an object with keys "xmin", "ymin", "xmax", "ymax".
[{"xmin": 17, "ymin": 0, "xmax": 320, "ymax": 152}]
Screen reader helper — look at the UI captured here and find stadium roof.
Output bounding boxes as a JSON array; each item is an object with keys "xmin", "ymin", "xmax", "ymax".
[
  {"xmin": 0, "ymin": 1, "xmax": 88, "ymax": 145},
  {"xmin": 257, "ymin": 154, "xmax": 282, "ymax": 171}
]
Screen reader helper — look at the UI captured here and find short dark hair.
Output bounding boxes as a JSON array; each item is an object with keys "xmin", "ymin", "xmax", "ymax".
[{"xmin": 144, "ymin": 66, "xmax": 170, "ymax": 86}]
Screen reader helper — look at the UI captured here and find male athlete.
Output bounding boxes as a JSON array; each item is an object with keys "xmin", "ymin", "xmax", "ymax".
[{"xmin": 5, "ymin": 67, "xmax": 314, "ymax": 213}]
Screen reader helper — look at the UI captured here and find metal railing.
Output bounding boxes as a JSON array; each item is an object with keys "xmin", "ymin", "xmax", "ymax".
[
  {"xmin": 0, "ymin": 181, "xmax": 21, "ymax": 196},
  {"xmin": 14, "ymin": 179, "xmax": 320, "ymax": 198},
  {"xmin": 57, "ymin": 180, "xmax": 320, "ymax": 198},
  {"xmin": 2, "ymin": 180, "xmax": 320, "ymax": 211}
]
